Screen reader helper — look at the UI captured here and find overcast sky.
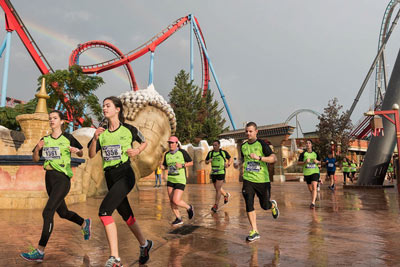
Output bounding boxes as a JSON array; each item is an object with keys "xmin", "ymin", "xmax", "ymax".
[{"xmin": 1, "ymin": 0, "xmax": 399, "ymax": 134}]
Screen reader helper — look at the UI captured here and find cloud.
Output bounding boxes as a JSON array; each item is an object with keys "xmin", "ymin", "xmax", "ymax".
[{"xmin": 64, "ymin": 11, "xmax": 91, "ymax": 21}]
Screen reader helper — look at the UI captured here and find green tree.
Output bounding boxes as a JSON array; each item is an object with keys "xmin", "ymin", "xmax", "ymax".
[
  {"xmin": 169, "ymin": 70, "xmax": 227, "ymax": 144},
  {"xmin": 0, "ymin": 99, "xmax": 37, "ymax": 130},
  {"xmin": 38, "ymin": 65, "xmax": 104, "ymax": 127},
  {"xmin": 315, "ymin": 98, "xmax": 353, "ymax": 159}
]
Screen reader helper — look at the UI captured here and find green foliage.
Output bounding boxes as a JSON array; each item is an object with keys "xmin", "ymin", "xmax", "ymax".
[
  {"xmin": 38, "ymin": 65, "xmax": 104, "ymax": 127},
  {"xmin": 0, "ymin": 99, "xmax": 37, "ymax": 130},
  {"xmin": 169, "ymin": 70, "xmax": 228, "ymax": 144},
  {"xmin": 315, "ymin": 98, "xmax": 353, "ymax": 159}
]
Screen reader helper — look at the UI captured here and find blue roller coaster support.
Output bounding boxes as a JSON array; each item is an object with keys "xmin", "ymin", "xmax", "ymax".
[
  {"xmin": 190, "ymin": 15, "xmax": 194, "ymax": 81},
  {"xmin": 0, "ymin": 31, "xmax": 12, "ymax": 107},
  {"xmin": 191, "ymin": 19, "xmax": 237, "ymax": 130},
  {"xmin": 148, "ymin": 51, "xmax": 154, "ymax": 86}
]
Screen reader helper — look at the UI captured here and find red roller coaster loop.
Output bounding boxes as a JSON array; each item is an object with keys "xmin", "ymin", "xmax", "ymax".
[{"xmin": 69, "ymin": 15, "xmax": 211, "ymax": 95}]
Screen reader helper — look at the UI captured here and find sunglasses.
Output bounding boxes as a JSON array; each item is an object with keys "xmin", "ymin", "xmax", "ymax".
[{"xmin": 168, "ymin": 142, "xmax": 177, "ymax": 144}]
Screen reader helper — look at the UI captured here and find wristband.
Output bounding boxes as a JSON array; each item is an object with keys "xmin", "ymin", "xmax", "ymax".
[{"xmin": 259, "ymin": 156, "xmax": 262, "ymax": 161}]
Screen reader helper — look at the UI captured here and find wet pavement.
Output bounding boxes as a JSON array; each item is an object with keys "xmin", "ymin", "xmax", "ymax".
[{"xmin": 2, "ymin": 181, "xmax": 400, "ymax": 266}]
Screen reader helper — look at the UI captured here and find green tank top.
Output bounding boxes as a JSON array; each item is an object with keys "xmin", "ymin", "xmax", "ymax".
[
  {"xmin": 42, "ymin": 135, "xmax": 74, "ymax": 177},
  {"xmin": 350, "ymin": 163, "xmax": 357, "ymax": 172},
  {"xmin": 302, "ymin": 151, "xmax": 320, "ymax": 176},
  {"xmin": 241, "ymin": 141, "xmax": 269, "ymax": 183},
  {"xmin": 165, "ymin": 151, "xmax": 187, "ymax": 184},
  {"xmin": 209, "ymin": 150, "xmax": 227, "ymax": 175},
  {"xmin": 99, "ymin": 124, "xmax": 135, "ymax": 169},
  {"xmin": 342, "ymin": 162, "xmax": 349, "ymax": 172}
]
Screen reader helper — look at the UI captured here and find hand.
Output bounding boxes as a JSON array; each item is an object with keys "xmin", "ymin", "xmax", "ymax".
[
  {"xmin": 127, "ymin": 148, "xmax": 140, "ymax": 157},
  {"xmin": 250, "ymin": 153, "xmax": 259, "ymax": 160},
  {"xmin": 36, "ymin": 140, "xmax": 44, "ymax": 150},
  {"xmin": 225, "ymin": 162, "xmax": 230, "ymax": 168},
  {"xmin": 313, "ymin": 159, "xmax": 318, "ymax": 164},
  {"xmin": 306, "ymin": 158, "xmax": 311, "ymax": 163},
  {"xmin": 94, "ymin": 127, "xmax": 106, "ymax": 140},
  {"xmin": 176, "ymin": 163, "xmax": 183, "ymax": 169},
  {"xmin": 70, "ymin": 147, "xmax": 80, "ymax": 153}
]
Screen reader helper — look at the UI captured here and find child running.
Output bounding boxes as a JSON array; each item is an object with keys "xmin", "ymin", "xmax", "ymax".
[
  {"xmin": 205, "ymin": 140, "xmax": 233, "ymax": 212},
  {"xmin": 20, "ymin": 110, "xmax": 91, "ymax": 262},
  {"xmin": 88, "ymin": 96, "xmax": 152, "ymax": 266},
  {"xmin": 324, "ymin": 152, "xmax": 336, "ymax": 190},
  {"xmin": 162, "ymin": 136, "xmax": 194, "ymax": 225},
  {"xmin": 235, "ymin": 122, "xmax": 279, "ymax": 242}
]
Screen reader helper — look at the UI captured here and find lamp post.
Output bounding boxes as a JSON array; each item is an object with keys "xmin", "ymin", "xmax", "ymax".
[{"xmin": 364, "ymin": 103, "xmax": 400, "ymax": 193}]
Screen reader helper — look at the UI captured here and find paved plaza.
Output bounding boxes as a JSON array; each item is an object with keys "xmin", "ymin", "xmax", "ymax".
[{"xmin": 1, "ymin": 181, "xmax": 400, "ymax": 266}]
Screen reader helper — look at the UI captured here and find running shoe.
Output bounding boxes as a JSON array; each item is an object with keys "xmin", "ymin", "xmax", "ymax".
[
  {"xmin": 211, "ymin": 204, "xmax": 218, "ymax": 213},
  {"xmin": 271, "ymin": 200, "xmax": 279, "ymax": 219},
  {"xmin": 82, "ymin": 218, "xmax": 91, "ymax": 240},
  {"xmin": 224, "ymin": 192, "xmax": 231, "ymax": 204},
  {"xmin": 187, "ymin": 204, "xmax": 194, "ymax": 219},
  {"xmin": 139, "ymin": 240, "xmax": 153, "ymax": 264},
  {"xmin": 105, "ymin": 256, "xmax": 123, "ymax": 267},
  {"xmin": 171, "ymin": 217, "xmax": 183, "ymax": 225},
  {"xmin": 20, "ymin": 247, "xmax": 44, "ymax": 262},
  {"xmin": 310, "ymin": 203, "xmax": 315, "ymax": 209},
  {"xmin": 246, "ymin": 230, "xmax": 260, "ymax": 242}
]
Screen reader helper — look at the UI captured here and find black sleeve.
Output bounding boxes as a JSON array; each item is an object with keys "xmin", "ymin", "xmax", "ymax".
[
  {"xmin": 240, "ymin": 143, "xmax": 245, "ymax": 161},
  {"xmin": 32, "ymin": 137, "xmax": 44, "ymax": 157},
  {"xmin": 87, "ymin": 137, "xmax": 101, "ymax": 153},
  {"xmin": 162, "ymin": 152, "xmax": 168, "ymax": 167},
  {"xmin": 299, "ymin": 151, "xmax": 305, "ymax": 162},
  {"xmin": 205, "ymin": 151, "xmax": 211, "ymax": 161},
  {"xmin": 258, "ymin": 139, "xmax": 272, "ymax": 157},
  {"xmin": 223, "ymin": 150, "xmax": 231, "ymax": 159},
  {"xmin": 65, "ymin": 133, "xmax": 83, "ymax": 149},
  {"xmin": 316, "ymin": 152, "xmax": 321, "ymax": 161},
  {"xmin": 124, "ymin": 123, "xmax": 145, "ymax": 144},
  {"xmin": 180, "ymin": 149, "xmax": 192, "ymax": 162}
]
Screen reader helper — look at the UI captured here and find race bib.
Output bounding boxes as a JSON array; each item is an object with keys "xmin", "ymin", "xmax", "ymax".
[
  {"xmin": 306, "ymin": 163, "xmax": 316, "ymax": 169},
  {"xmin": 168, "ymin": 165, "xmax": 179, "ymax": 175},
  {"xmin": 328, "ymin": 163, "xmax": 334, "ymax": 168},
  {"xmin": 43, "ymin": 147, "xmax": 61, "ymax": 160},
  {"xmin": 102, "ymin": 145, "xmax": 122, "ymax": 161},
  {"xmin": 246, "ymin": 161, "xmax": 261, "ymax": 172}
]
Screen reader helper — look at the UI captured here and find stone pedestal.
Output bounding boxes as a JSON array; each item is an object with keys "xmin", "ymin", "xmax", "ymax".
[
  {"xmin": 273, "ymin": 174, "xmax": 286, "ymax": 182},
  {"xmin": 16, "ymin": 113, "xmax": 50, "ymax": 155}
]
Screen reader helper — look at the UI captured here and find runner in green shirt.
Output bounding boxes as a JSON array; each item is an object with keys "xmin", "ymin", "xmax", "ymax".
[
  {"xmin": 234, "ymin": 122, "xmax": 279, "ymax": 242},
  {"xmin": 298, "ymin": 140, "xmax": 321, "ymax": 209},
  {"xmin": 162, "ymin": 136, "xmax": 194, "ymax": 225},
  {"xmin": 205, "ymin": 140, "xmax": 233, "ymax": 212}
]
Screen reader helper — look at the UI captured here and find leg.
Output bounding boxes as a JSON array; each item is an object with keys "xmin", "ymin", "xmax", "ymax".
[
  {"xmin": 172, "ymin": 189, "xmax": 190, "ymax": 210},
  {"xmin": 214, "ymin": 180, "xmax": 225, "ymax": 205},
  {"xmin": 168, "ymin": 185, "xmax": 181, "ymax": 219},
  {"xmin": 311, "ymin": 181, "xmax": 318, "ymax": 204},
  {"xmin": 242, "ymin": 180, "xmax": 257, "ymax": 232},
  {"xmin": 38, "ymin": 171, "xmax": 71, "ymax": 250}
]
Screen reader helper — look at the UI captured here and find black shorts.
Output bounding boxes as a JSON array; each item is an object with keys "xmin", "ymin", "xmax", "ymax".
[
  {"xmin": 304, "ymin": 173, "xmax": 319, "ymax": 184},
  {"xmin": 242, "ymin": 180, "xmax": 272, "ymax": 212},
  {"xmin": 211, "ymin": 174, "xmax": 225, "ymax": 183},
  {"xmin": 167, "ymin": 181, "xmax": 186, "ymax": 191},
  {"xmin": 327, "ymin": 170, "xmax": 335, "ymax": 176}
]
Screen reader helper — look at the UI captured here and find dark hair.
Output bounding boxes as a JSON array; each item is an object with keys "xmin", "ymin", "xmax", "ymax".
[
  {"xmin": 213, "ymin": 140, "xmax": 220, "ymax": 145},
  {"xmin": 306, "ymin": 139, "xmax": 313, "ymax": 144},
  {"xmin": 246, "ymin": 121, "xmax": 257, "ymax": 129},
  {"xmin": 104, "ymin": 96, "xmax": 124, "ymax": 123},
  {"xmin": 49, "ymin": 110, "xmax": 65, "ymax": 120}
]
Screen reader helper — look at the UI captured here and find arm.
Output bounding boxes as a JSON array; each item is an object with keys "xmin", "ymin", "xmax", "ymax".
[
  {"xmin": 127, "ymin": 141, "xmax": 147, "ymax": 157},
  {"xmin": 32, "ymin": 140, "xmax": 44, "ymax": 162},
  {"xmin": 70, "ymin": 147, "xmax": 83, "ymax": 157}
]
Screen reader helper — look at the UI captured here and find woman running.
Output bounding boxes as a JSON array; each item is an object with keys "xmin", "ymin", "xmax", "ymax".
[
  {"xmin": 162, "ymin": 136, "xmax": 194, "ymax": 225},
  {"xmin": 88, "ymin": 96, "xmax": 152, "ymax": 266},
  {"xmin": 324, "ymin": 153, "xmax": 336, "ymax": 190},
  {"xmin": 20, "ymin": 110, "xmax": 91, "ymax": 262},
  {"xmin": 298, "ymin": 140, "xmax": 321, "ymax": 209}
]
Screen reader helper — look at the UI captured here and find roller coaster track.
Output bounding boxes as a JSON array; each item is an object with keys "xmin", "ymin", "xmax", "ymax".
[{"xmin": 69, "ymin": 15, "xmax": 211, "ymax": 95}]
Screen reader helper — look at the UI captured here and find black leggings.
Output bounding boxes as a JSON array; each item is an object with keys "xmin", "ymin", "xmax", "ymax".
[
  {"xmin": 242, "ymin": 180, "xmax": 272, "ymax": 212},
  {"xmin": 39, "ymin": 170, "xmax": 84, "ymax": 247},
  {"xmin": 99, "ymin": 163, "xmax": 135, "ymax": 221}
]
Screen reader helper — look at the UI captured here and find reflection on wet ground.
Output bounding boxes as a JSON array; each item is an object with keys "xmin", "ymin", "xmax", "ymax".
[{"xmin": 1, "ymin": 182, "xmax": 400, "ymax": 266}]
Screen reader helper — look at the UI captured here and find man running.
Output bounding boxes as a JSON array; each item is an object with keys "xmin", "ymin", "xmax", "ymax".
[
  {"xmin": 235, "ymin": 122, "xmax": 279, "ymax": 242},
  {"xmin": 298, "ymin": 140, "xmax": 321, "ymax": 209},
  {"xmin": 205, "ymin": 140, "xmax": 233, "ymax": 212}
]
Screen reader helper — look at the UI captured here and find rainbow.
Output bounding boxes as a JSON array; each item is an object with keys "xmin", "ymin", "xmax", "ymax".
[{"xmin": 24, "ymin": 19, "xmax": 131, "ymax": 86}]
